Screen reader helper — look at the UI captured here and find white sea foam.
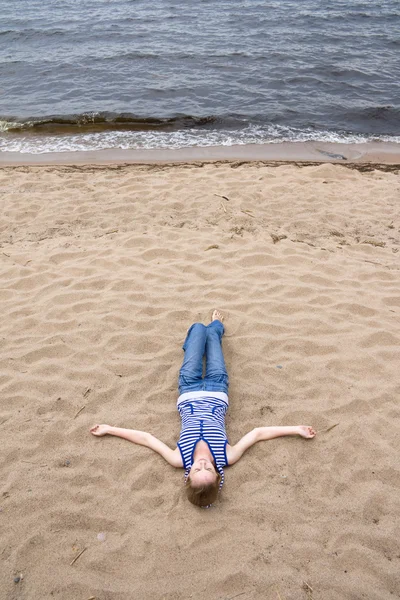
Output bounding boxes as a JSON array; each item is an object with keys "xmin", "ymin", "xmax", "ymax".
[{"xmin": 0, "ymin": 125, "xmax": 399, "ymax": 154}]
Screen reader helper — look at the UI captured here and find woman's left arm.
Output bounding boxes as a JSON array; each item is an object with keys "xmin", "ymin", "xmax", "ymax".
[{"xmin": 226, "ymin": 425, "xmax": 316, "ymax": 465}]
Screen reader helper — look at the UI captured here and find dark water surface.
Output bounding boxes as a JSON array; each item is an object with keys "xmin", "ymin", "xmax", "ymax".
[{"xmin": 0, "ymin": 0, "xmax": 399, "ymax": 153}]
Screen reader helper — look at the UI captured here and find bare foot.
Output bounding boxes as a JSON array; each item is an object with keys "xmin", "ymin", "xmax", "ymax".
[
  {"xmin": 297, "ymin": 426, "xmax": 316, "ymax": 439},
  {"xmin": 90, "ymin": 424, "xmax": 111, "ymax": 437},
  {"xmin": 212, "ymin": 309, "xmax": 224, "ymax": 323}
]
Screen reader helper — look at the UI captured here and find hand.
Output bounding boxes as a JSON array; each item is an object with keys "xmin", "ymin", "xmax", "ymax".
[
  {"xmin": 297, "ymin": 426, "xmax": 316, "ymax": 439},
  {"xmin": 90, "ymin": 424, "xmax": 111, "ymax": 437}
]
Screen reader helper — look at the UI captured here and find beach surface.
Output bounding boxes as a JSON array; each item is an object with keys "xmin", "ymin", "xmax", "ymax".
[
  {"xmin": 1, "ymin": 141, "xmax": 400, "ymax": 166},
  {"xmin": 1, "ymin": 160, "xmax": 399, "ymax": 600}
]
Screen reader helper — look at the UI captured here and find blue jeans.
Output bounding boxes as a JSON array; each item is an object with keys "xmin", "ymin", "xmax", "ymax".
[{"xmin": 178, "ymin": 321, "xmax": 229, "ymax": 395}]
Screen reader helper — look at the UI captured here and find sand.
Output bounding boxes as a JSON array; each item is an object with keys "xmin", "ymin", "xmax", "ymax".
[
  {"xmin": 1, "ymin": 140, "xmax": 400, "ymax": 166},
  {"xmin": 1, "ymin": 160, "xmax": 399, "ymax": 600}
]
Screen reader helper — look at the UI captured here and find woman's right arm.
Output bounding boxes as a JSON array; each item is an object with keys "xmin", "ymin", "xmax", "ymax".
[{"xmin": 90, "ymin": 424, "xmax": 183, "ymax": 468}]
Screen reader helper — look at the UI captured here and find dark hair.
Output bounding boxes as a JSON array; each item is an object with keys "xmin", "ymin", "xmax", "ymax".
[{"xmin": 185, "ymin": 472, "xmax": 222, "ymax": 507}]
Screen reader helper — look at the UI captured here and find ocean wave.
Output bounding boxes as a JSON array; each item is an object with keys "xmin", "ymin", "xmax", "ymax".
[
  {"xmin": 358, "ymin": 105, "xmax": 400, "ymax": 121},
  {"xmin": 0, "ymin": 27, "xmax": 69, "ymax": 40},
  {"xmin": 2, "ymin": 106, "xmax": 399, "ymax": 137},
  {"xmin": 1, "ymin": 123, "xmax": 399, "ymax": 154},
  {"xmin": 0, "ymin": 113, "xmax": 226, "ymax": 134}
]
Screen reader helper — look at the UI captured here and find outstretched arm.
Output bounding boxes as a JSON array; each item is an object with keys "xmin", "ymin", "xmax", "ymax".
[
  {"xmin": 226, "ymin": 425, "xmax": 316, "ymax": 465},
  {"xmin": 90, "ymin": 424, "xmax": 183, "ymax": 468}
]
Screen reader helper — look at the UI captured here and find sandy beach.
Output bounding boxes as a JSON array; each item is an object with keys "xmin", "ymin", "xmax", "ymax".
[
  {"xmin": 1, "ymin": 140, "xmax": 400, "ymax": 166},
  {"xmin": 1, "ymin": 159, "xmax": 399, "ymax": 600}
]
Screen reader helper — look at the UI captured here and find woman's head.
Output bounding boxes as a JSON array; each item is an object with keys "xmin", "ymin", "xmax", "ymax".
[{"xmin": 186, "ymin": 458, "xmax": 222, "ymax": 507}]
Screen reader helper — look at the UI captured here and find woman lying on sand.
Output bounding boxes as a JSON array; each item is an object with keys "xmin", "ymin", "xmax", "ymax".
[{"xmin": 90, "ymin": 310, "xmax": 316, "ymax": 507}]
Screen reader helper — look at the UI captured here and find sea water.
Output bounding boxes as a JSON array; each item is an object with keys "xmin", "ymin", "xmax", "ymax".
[{"xmin": 0, "ymin": 0, "xmax": 399, "ymax": 153}]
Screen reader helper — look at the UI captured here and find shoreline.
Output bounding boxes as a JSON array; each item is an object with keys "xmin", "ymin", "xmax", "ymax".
[{"xmin": 1, "ymin": 140, "xmax": 399, "ymax": 167}]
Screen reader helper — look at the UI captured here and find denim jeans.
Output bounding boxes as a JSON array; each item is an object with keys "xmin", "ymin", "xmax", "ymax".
[{"xmin": 178, "ymin": 320, "xmax": 229, "ymax": 395}]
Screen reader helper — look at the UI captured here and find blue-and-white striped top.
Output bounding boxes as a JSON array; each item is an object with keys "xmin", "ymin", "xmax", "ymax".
[{"xmin": 177, "ymin": 394, "xmax": 229, "ymax": 488}]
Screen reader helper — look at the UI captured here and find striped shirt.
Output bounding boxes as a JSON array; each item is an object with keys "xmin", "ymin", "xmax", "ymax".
[{"xmin": 177, "ymin": 394, "xmax": 229, "ymax": 488}]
